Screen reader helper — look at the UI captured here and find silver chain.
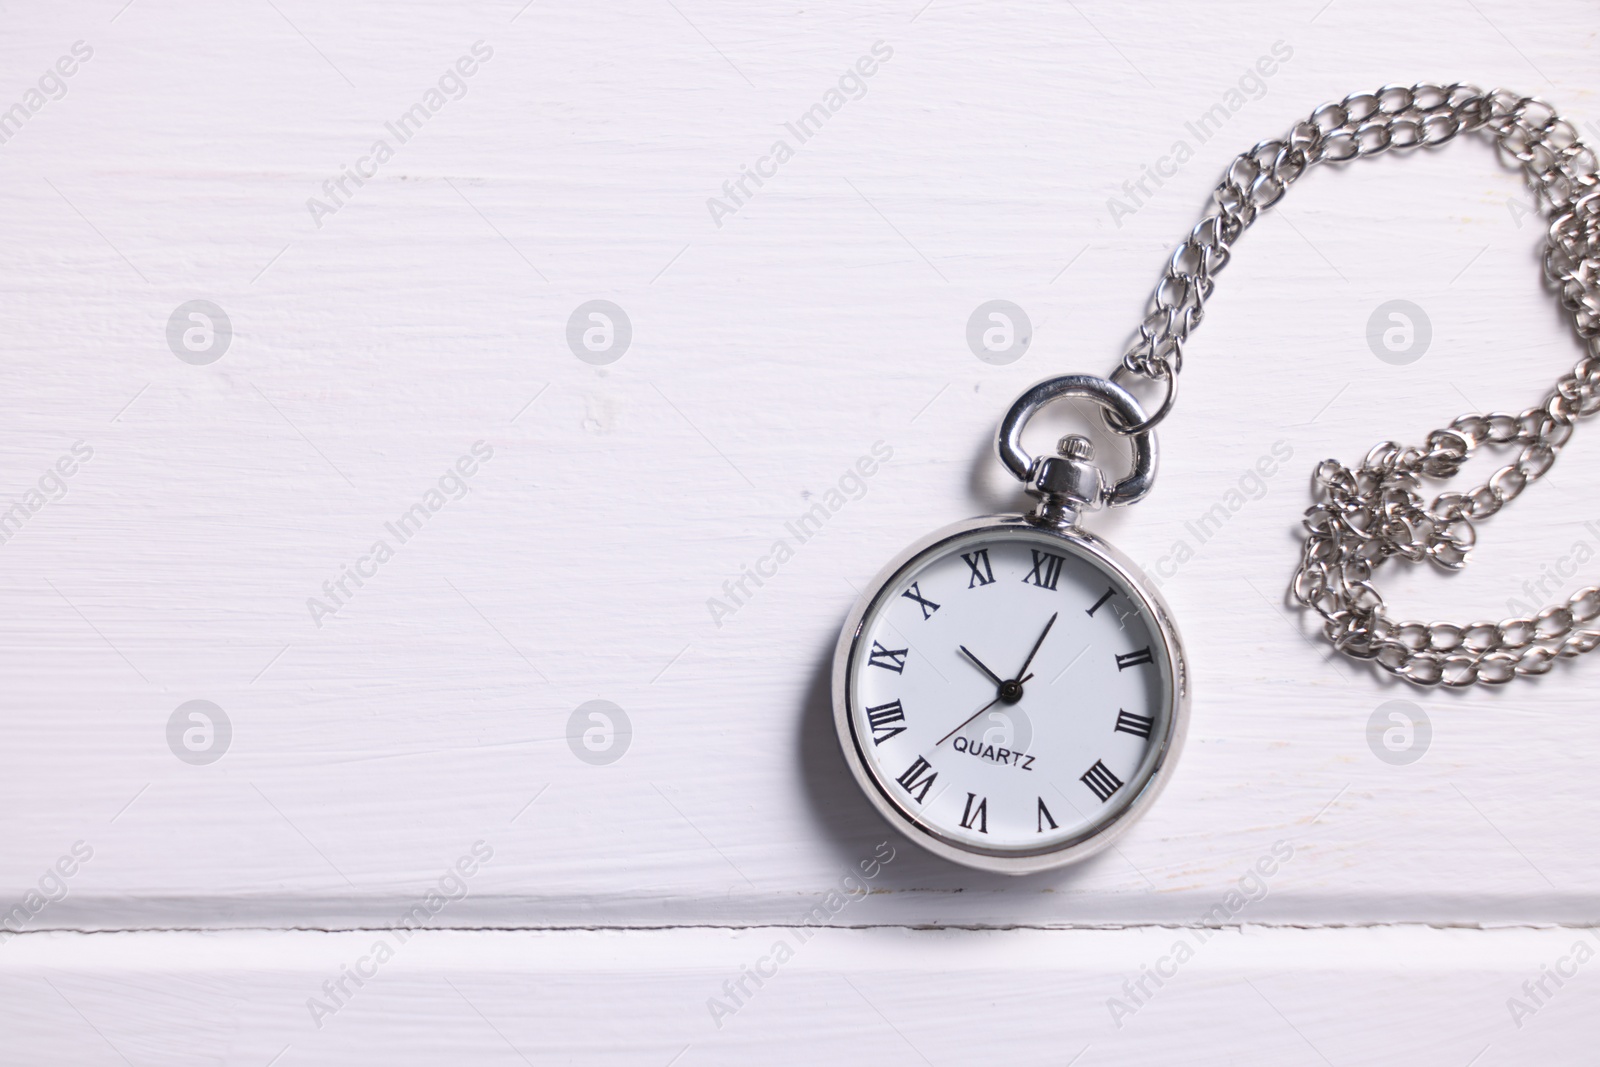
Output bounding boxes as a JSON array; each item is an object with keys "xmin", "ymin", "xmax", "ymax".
[{"xmin": 1112, "ymin": 85, "xmax": 1600, "ymax": 686}]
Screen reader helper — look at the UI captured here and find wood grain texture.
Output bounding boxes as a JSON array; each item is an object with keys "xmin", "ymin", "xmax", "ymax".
[
  {"xmin": 0, "ymin": 0, "xmax": 1598, "ymax": 1055},
  {"xmin": 4, "ymin": 926, "xmax": 1598, "ymax": 1065}
]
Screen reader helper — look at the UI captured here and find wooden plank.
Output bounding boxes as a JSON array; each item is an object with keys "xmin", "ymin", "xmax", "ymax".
[
  {"xmin": 2, "ymin": 926, "xmax": 1595, "ymax": 1064},
  {"xmin": 0, "ymin": 0, "xmax": 1596, "ymax": 935}
]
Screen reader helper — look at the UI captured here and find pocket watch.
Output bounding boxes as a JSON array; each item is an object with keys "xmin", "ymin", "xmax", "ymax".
[
  {"xmin": 832, "ymin": 376, "xmax": 1188, "ymax": 874},
  {"xmin": 832, "ymin": 84, "xmax": 1600, "ymax": 870}
]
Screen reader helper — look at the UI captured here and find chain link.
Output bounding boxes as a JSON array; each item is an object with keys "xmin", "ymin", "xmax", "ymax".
[{"xmin": 1117, "ymin": 85, "xmax": 1600, "ymax": 686}]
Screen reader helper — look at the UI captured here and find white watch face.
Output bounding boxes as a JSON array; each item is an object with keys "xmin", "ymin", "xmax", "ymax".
[{"xmin": 844, "ymin": 526, "xmax": 1176, "ymax": 859}]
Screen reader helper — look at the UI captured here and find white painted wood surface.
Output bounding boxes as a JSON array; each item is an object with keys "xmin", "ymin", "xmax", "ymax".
[
  {"xmin": 1, "ymin": 0, "xmax": 1597, "ymax": 1059},
  {"xmin": 3, "ymin": 927, "xmax": 1598, "ymax": 1064}
]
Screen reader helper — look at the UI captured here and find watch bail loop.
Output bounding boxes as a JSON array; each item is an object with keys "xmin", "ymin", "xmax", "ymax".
[{"xmin": 996, "ymin": 374, "xmax": 1159, "ymax": 520}]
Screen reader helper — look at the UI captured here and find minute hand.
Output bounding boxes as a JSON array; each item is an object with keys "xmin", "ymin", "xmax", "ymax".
[{"xmin": 1013, "ymin": 612, "xmax": 1057, "ymax": 681}]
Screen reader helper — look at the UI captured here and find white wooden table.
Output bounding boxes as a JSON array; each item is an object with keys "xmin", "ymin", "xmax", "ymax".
[{"xmin": 1, "ymin": 0, "xmax": 1596, "ymax": 1062}]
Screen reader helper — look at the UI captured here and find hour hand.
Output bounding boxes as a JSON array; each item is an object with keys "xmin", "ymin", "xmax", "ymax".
[{"xmin": 958, "ymin": 645, "xmax": 1004, "ymax": 687}]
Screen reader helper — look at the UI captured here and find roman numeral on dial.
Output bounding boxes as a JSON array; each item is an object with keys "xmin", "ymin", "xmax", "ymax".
[
  {"xmin": 900, "ymin": 581, "xmax": 941, "ymax": 620},
  {"xmin": 1087, "ymin": 586, "xmax": 1116, "ymax": 617},
  {"xmin": 1036, "ymin": 798, "xmax": 1058, "ymax": 833},
  {"xmin": 1023, "ymin": 549, "xmax": 1066, "ymax": 590},
  {"xmin": 1115, "ymin": 647, "xmax": 1153, "ymax": 671},
  {"xmin": 961, "ymin": 549, "xmax": 995, "ymax": 588},
  {"xmin": 959, "ymin": 792, "xmax": 988, "ymax": 833},
  {"xmin": 868, "ymin": 641, "xmax": 908, "ymax": 673},
  {"xmin": 865, "ymin": 700, "xmax": 907, "ymax": 745},
  {"xmin": 895, "ymin": 757, "xmax": 938, "ymax": 803},
  {"xmin": 1114, "ymin": 710, "xmax": 1154, "ymax": 738},
  {"xmin": 1079, "ymin": 759, "xmax": 1124, "ymax": 803}
]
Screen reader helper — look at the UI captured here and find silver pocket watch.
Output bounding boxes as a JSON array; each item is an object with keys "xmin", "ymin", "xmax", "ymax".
[
  {"xmin": 832, "ymin": 84, "xmax": 1600, "ymax": 871},
  {"xmin": 833, "ymin": 376, "xmax": 1187, "ymax": 874}
]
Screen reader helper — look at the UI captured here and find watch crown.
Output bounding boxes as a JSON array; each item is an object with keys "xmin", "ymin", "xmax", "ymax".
[
  {"xmin": 1057, "ymin": 434, "xmax": 1094, "ymax": 462},
  {"xmin": 1028, "ymin": 434, "xmax": 1105, "ymax": 528}
]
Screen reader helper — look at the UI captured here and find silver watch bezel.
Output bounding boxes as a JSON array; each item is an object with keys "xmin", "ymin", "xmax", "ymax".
[{"xmin": 831, "ymin": 514, "xmax": 1190, "ymax": 875}]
